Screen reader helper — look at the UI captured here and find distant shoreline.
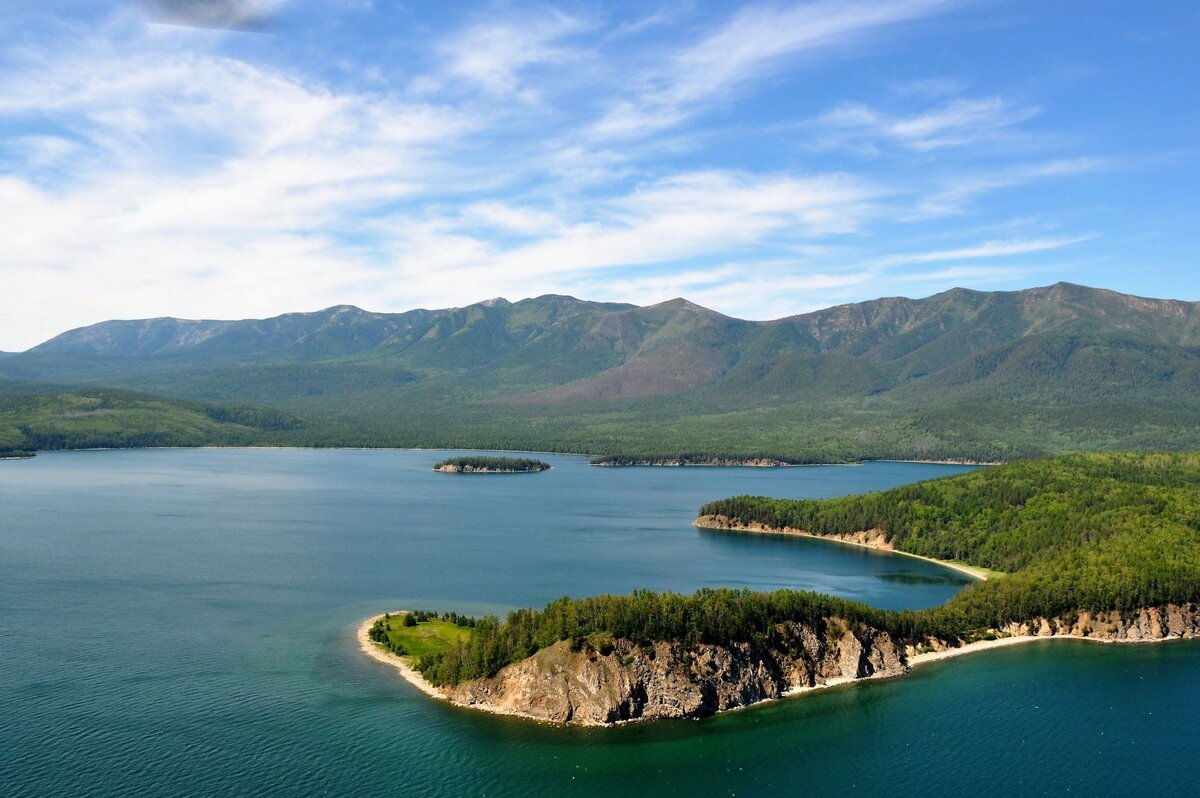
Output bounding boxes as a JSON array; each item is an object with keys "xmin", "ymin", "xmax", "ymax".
[{"xmin": 24, "ymin": 446, "xmax": 1001, "ymax": 467}]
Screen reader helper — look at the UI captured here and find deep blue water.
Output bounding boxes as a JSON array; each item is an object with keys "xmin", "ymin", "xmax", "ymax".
[{"xmin": 1, "ymin": 449, "xmax": 1197, "ymax": 797}]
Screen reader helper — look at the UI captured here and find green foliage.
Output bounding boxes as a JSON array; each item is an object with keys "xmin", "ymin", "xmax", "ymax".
[
  {"xmin": 433, "ymin": 456, "xmax": 550, "ymax": 472},
  {"xmin": 415, "ymin": 453, "xmax": 1200, "ymax": 686},
  {"xmin": 369, "ymin": 613, "xmax": 472, "ymax": 661},
  {"xmin": 0, "ymin": 388, "xmax": 311, "ymax": 452},
  {"xmin": 4, "ymin": 284, "xmax": 1200, "ymax": 460}
]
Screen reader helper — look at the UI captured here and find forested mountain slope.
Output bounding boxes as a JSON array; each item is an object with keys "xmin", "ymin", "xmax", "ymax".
[{"xmin": 3, "ymin": 284, "xmax": 1198, "ymax": 459}]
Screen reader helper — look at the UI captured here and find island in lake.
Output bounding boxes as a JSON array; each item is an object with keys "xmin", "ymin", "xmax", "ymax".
[
  {"xmin": 365, "ymin": 452, "xmax": 1200, "ymax": 725},
  {"xmin": 434, "ymin": 456, "xmax": 550, "ymax": 473},
  {"xmin": 590, "ymin": 455, "xmax": 814, "ymax": 467}
]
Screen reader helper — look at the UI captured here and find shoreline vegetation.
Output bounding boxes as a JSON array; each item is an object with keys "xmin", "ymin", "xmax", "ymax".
[
  {"xmin": 359, "ymin": 452, "xmax": 1200, "ymax": 725},
  {"xmin": 693, "ymin": 516, "xmax": 999, "ymax": 582},
  {"xmin": 591, "ymin": 455, "xmax": 1002, "ymax": 467},
  {"xmin": 6, "ymin": 285, "xmax": 1200, "ymax": 466},
  {"xmin": 590, "ymin": 455, "xmax": 829, "ymax": 467},
  {"xmin": 358, "ymin": 609, "xmax": 1199, "ymax": 727},
  {"xmin": 433, "ymin": 456, "xmax": 550, "ymax": 473}
]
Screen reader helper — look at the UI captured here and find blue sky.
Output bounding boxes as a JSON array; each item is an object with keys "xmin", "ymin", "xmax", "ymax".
[{"xmin": 1, "ymin": 1, "xmax": 1196, "ymax": 349}]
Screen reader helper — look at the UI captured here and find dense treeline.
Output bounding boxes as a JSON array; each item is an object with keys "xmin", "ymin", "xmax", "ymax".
[
  {"xmin": 433, "ymin": 456, "xmax": 550, "ymax": 471},
  {"xmin": 368, "ymin": 610, "xmax": 477, "ymax": 657},
  {"xmin": 0, "ymin": 448, "xmax": 34, "ymax": 458},
  {"xmin": 5, "ymin": 382, "xmax": 1200, "ymax": 465},
  {"xmin": 589, "ymin": 454, "xmax": 821, "ymax": 466},
  {"xmin": 413, "ymin": 453, "xmax": 1200, "ymax": 686},
  {"xmin": 0, "ymin": 389, "xmax": 310, "ymax": 453},
  {"xmin": 415, "ymin": 588, "xmax": 922, "ymax": 687}
]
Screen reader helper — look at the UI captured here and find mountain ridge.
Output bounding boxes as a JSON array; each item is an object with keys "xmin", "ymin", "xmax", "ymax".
[{"xmin": 4, "ymin": 282, "xmax": 1199, "ymax": 461}]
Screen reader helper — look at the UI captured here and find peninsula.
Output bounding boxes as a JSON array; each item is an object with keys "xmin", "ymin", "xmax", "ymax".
[
  {"xmin": 433, "ymin": 456, "xmax": 550, "ymax": 473},
  {"xmin": 363, "ymin": 452, "xmax": 1200, "ymax": 725}
]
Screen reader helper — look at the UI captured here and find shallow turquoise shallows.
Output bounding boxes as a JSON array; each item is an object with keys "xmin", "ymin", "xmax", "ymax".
[{"xmin": 2, "ymin": 450, "xmax": 1197, "ymax": 797}]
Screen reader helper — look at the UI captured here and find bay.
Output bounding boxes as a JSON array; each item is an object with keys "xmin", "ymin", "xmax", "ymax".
[{"xmin": 1, "ymin": 449, "xmax": 1196, "ymax": 797}]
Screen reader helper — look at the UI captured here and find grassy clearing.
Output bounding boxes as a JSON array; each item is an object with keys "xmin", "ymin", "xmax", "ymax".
[{"xmin": 374, "ymin": 615, "xmax": 472, "ymax": 660}]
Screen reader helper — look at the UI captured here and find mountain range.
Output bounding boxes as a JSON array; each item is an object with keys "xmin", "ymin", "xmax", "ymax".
[{"xmin": 2, "ymin": 282, "xmax": 1198, "ymax": 461}]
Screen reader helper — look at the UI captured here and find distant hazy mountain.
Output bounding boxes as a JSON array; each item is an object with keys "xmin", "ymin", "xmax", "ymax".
[{"xmin": 4, "ymin": 283, "xmax": 1199, "ymax": 461}]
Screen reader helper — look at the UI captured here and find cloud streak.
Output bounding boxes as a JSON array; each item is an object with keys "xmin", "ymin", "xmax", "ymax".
[
  {"xmin": 590, "ymin": 0, "xmax": 956, "ymax": 140},
  {"xmin": 810, "ymin": 96, "xmax": 1040, "ymax": 153}
]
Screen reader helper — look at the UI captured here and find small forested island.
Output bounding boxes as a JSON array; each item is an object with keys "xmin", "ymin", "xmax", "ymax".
[
  {"xmin": 590, "ymin": 454, "xmax": 817, "ymax": 467},
  {"xmin": 433, "ymin": 456, "xmax": 550, "ymax": 473},
  {"xmin": 364, "ymin": 453, "xmax": 1200, "ymax": 725}
]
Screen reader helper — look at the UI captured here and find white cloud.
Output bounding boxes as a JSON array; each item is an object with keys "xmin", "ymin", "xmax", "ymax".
[
  {"xmin": 915, "ymin": 157, "xmax": 1109, "ymax": 217},
  {"xmin": 811, "ymin": 96, "xmax": 1040, "ymax": 152},
  {"xmin": 372, "ymin": 170, "xmax": 886, "ymax": 300},
  {"xmin": 434, "ymin": 11, "xmax": 593, "ymax": 99},
  {"xmin": 870, "ymin": 235, "xmax": 1096, "ymax": 267},
  {"xmin": 0, "ymin": 23, "xmax": 481, "ymax": 347},
  {"xmin": 590, "ymin": 0, "xmax": 955, "ymax": 139}
]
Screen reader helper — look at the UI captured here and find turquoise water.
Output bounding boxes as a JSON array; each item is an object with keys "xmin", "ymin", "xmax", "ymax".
[{"xmin": 2, "ymin": 449, "xmax": 1197, "ymax": 797}]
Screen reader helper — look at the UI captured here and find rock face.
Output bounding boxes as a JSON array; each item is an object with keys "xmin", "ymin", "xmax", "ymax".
[
  {"xmin": 695, "ymin": 514, "xmax": 894, "ymax": 550},
  {"xmin": 437, "ymin": 604, "xmax": 1200, "ymax": 725},
  {"xmin": 445, "ymin": 618, "xmax": 906, "ymax": 724},
  {"xmin": 995, "ymin": 604, "xmax": 1200, "ymax": 642}
]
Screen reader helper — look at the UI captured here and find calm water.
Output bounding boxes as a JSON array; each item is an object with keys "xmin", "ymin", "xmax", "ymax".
[{"xmin": 1, "ymin": 449, "xmax": 1197, "ymax": 797}]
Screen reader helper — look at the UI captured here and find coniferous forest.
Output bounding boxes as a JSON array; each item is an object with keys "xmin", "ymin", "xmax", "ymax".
[{"xmin": 412, "ymin": 453, "xmax": 1200, "ymax": 686}]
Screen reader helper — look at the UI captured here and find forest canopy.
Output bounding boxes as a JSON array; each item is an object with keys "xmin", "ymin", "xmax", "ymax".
[
  {"xmin": 433, "ymin": 456, "xmax": 550, "ymax": 472},
  {"xmin": 408, "ymin": 453, "xmax": 1200, "ymax": 686}
]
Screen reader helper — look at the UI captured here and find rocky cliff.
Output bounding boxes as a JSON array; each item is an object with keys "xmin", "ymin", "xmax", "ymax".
[
  {"xmin": 444, "ymin": 617, "xmax": 905, "ymax": 724},
  {"xmin": 995, "ymin": 604, "xmax": 1200, "ymax": 643},
  {"xmin": 696, "ymin": 514, "xmax": 895, "ymax": 549},
  {"xmin": 430, "ymin": 604, "xmax": 1200, "ymax": 725}
]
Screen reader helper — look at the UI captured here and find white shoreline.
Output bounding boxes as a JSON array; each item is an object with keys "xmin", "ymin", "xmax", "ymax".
[
  {"xmin": 909, "ymin": 631, "xmax": 1189, "ymax": 668},
  {"xmin": 356, "ymin": 613, "xmax": 447, "ymax": 702},
  {"xmin": 695, "ymin": 518, "xmax": 993, "ymax": 582},
  {"xmin": 358, "ymin": 612, "xmax": 1195, "ymax": 726}
]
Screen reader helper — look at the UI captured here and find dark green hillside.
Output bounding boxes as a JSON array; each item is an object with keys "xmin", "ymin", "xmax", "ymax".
[
  {"xmin": 0, "ymin": 389, "xmax": 309, "ymax": 452},
  {"xmin": 412, "ymin": 453, "xmax": 1200, "ymax": 686},
  {"xmin": 4, "ymin": 283, "xmax": 1200, "ymax": 459}
]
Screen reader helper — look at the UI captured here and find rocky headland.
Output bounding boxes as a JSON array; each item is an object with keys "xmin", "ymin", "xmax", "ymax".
[{"xmin": 361, "ymin": 604, "xmax": 1200, "ymax": 726}]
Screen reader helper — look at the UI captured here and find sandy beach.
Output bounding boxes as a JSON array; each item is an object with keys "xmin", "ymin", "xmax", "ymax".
[
  {"xmin": 694, "ymin": 518, "xmax": 994, "ymax": 582},
  {"xmin": 356, "ymin": 613, "xmax": 447, "ymax": 702}
]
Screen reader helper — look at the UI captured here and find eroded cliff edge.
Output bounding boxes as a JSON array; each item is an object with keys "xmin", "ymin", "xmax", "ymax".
[{"xmin": 368, "ymin": 605, "xmax": 1200, "ymax": 726}]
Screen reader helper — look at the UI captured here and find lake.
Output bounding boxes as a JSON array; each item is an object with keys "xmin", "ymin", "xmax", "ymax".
[{"xmin": 2, "ymin": 449, "xmax": 1197, "ymax": 797}]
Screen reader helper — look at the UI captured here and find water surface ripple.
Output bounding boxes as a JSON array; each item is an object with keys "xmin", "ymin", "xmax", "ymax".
[{"xmin": 2, "ymin": 449, "xmax": 1197, "ymax": 797}]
